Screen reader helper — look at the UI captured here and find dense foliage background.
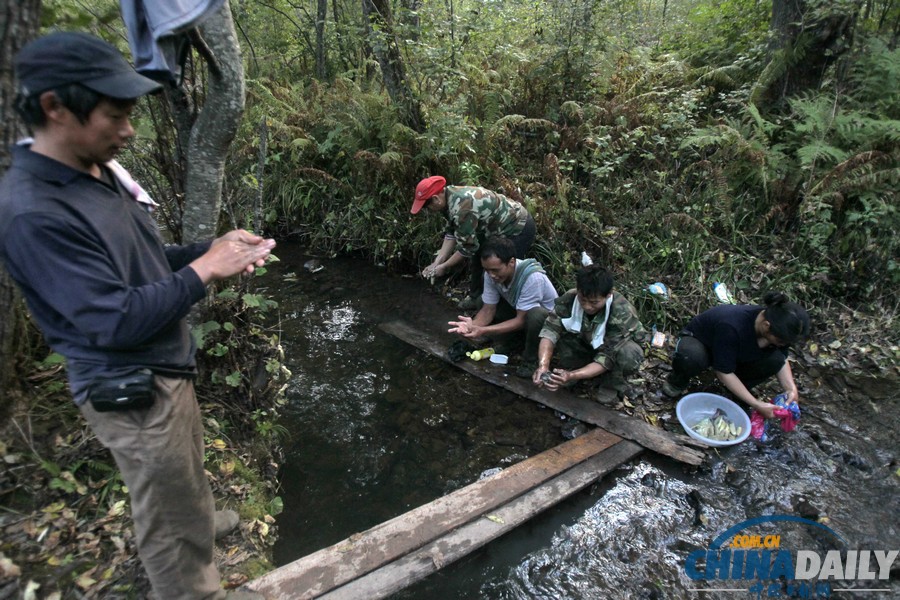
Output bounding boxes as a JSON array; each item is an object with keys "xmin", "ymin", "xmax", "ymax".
[
  {"xmin": 1, "ymin": 0, "xmax": 897, "ymax": 595},
  {"xmin": 155, "ymin": 0, "xmax": 900, "ymax": 330},
  {"xmin": 42, "ymin": 0, "xmax": 900, "ymax": 334}
]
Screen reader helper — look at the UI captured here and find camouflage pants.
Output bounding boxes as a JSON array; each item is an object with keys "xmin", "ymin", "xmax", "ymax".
[{"xmin": 553, "ymin": 335, "xmax": 644, "ymax": 391}]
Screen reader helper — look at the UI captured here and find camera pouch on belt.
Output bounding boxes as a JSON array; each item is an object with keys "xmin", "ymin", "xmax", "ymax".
[{"xmin": 88, "ymin": 369, "xmax": 155, "ymax": 412}]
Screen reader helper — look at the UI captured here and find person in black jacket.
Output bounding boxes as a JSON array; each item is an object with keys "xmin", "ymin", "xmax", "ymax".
[
  {"xmin": 662, "ymin": 292, "xmax": 810, "ymax": 418},
  {"xmin": 0, "ymin": 32, "xmax": 272, "ymax": 600}
]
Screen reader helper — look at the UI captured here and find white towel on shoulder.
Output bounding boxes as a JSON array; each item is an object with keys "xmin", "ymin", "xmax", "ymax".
[{"xmin": 560, "ymin": 294, "xmax": 613, "ymax": 349}]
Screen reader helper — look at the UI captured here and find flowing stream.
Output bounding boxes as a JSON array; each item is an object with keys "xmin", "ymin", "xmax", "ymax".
[{"xmin": 264, "ymin": 243, "xmax": 899, "ymax": 599}]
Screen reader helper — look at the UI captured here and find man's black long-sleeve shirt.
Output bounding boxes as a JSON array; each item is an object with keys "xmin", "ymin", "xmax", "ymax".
[{"xmin": 0, "ymin": 144, "xmax": 210, "ymax": 403}]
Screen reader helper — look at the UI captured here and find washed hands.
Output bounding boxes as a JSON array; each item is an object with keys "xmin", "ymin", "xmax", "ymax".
[
  {"xmin": 534, "ymin": 368, "xmax": 568, "ymax": 391},
  {"xmin": 782, "ymin": 388, "xmax": 800, "ymax": 405},
  {"xmin": 193, "ymin": 230, "xmax": 276, "ymax": 284},
  {"xmin": 448, "ymin": 315, "xmax": 480, "ymax": 339},
  {"xmin": 422, "ymin": 263, "xmax": 445, "ymax": 279},
  {"xmin": 750, "ymin": 392, "xmax": 801, "ymax": 441},
  {"xmin": 754, "ymin": 402, "xmax": 778, "ymax": 420},
  {"xmin": 220, "ymin": 230, "xmax": 276, "ymax": 273}
]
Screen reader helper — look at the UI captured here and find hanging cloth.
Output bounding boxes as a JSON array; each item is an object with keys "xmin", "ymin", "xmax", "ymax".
[{"xmin": 120, "ymin": 0, "xmax": 226, "ymax": 82}]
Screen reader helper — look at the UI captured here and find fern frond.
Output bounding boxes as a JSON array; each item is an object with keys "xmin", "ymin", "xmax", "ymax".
[
  {"xmin": 621, "ymin": 54, "xmax": 689, "ymax": 99},
  {"xmin": 680, "ymin": 124, "xmax": 744, "ymax": 151},
  {"xmin": 842, "ymin": 167, "xmax": 900, "ymax": 196},
  {"xmin": 789, "ymin": 96, "xmax": 835, "ymax": 135},
  {"xmin": 491, "ymin": 114, "xmax": 527, "ymax": 132},
  {"xmin": 560, "ymin": 101, "xmax": 584, "ymax": 124},
  {"xmin": 695, "ymin": 64, "xmax": 743, "ymax": 89},
  {"xmin": 749, "ymin": 48, "xmax": 790, "ymax": 106},
  {"xmin": 680, "ymin": 127, "xmax": 727, "ymax": 150},
  {"xmin": 847, "ymin": 38, "xmax": 900, "ymax": 114},
  {"xmin": 519, "ymin": 118, "xmax": 557, "ymax": 133},
  {"xmin": 290, "ymin": 137, "xmax": 315, "ymax": 153},
  {"xmin": 379, "ymin": 151, "xmax": 404, "ymax": 168},
  {"xmin": 745, "ymin": 103, "xmax": 776, "ymax": 138},
  {"xmin": 390, "ymin": 122, "xmax": 419, "ymax": 146},
  {"xmin": 797, "ymin": 142, "xmax": 849, "ymax": 169},
  {"xmin": 834, "ymin": 116, "xmax": 900, "ymax": 147},
  {"xmin": 486, "ymin": 115, "xmax": 558, "ymax": 146},
  {"xmin": 808, "ymin": 151, "xmax": 890, "ymax": 197}
]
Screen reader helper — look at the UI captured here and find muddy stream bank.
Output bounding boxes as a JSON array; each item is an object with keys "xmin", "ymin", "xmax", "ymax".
[{"xmin": 263, "ymin": 243, "xmax": 899, "ymax": 599}]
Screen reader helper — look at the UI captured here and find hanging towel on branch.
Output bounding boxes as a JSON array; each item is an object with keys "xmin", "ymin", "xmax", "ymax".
[{"xmin": 120, "ymin": 0, "xmax": 226, "ymax": 82}]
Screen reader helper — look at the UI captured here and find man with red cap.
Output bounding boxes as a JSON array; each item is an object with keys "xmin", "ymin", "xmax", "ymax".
[{"xmin": 411, "ymin": 175, "xmax": 535, "ymax": 309}]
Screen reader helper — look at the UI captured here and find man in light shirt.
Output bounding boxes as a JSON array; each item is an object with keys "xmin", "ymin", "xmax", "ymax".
[{"xmin": 448, "ymin": 236, "xmax": 557, "ymax": 376}]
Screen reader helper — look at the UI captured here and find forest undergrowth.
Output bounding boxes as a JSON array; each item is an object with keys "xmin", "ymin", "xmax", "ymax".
[
  {"xmin": 228, "ymin": 41, "xmax": 898, "ymax": 370},
  {"xmin": 0, "ymin": 277, "xmax": 289, "ymax": 597},
  {"xmin": 1, "ymin": 0, "xmax": 898, "ymax": 596}
]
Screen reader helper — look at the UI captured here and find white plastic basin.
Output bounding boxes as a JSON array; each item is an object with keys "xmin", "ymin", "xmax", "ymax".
[{"xmin": 676, "ymin": 392, "xmax": 751, "ymax": 447}]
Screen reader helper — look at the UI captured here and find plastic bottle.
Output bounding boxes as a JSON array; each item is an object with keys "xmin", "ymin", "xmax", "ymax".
[
  {"xmin": 713, "ymin": 282, "xmax": 736, "ymax": 304},
  {"xmin": 581, "ymin": 251, "xmax": 593, "ymax": 266},
  {"xmin": 648, "ymin": 282, "xmax": 669, "ymax": 300},
  {"xmin": 466, "ymin": 348, "xmax": 495, "ymax": 361}
]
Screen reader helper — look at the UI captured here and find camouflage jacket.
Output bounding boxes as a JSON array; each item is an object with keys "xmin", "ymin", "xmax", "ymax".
[
  {"xmin": 540, "ymin": 289, "xmax": 649, "ymax": 369},
  {"xmin": 444, "ymin": 186, "xmax": 529, "ymax": 257}
]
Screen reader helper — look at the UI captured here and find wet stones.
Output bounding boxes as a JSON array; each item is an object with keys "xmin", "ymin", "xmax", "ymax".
[
  {"xmin": 561, "ymin": 420, "xmax": 589, "ymax": 440},
  {"xmin": 792, "ymin": 497, "xmax": 821, "ymax": 521}
]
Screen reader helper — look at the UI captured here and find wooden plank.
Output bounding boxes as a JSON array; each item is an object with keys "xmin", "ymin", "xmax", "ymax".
[
  {"xmin": 321, "ymin": 439, "xmax": 644, "ymax": 600},
  {"xmin": 247, "ymin": 427, "xmax": 624, "ymax": 599},
  {"xmin": 378, "ymin": 320, "xmax": 707, "ymax": 466}
]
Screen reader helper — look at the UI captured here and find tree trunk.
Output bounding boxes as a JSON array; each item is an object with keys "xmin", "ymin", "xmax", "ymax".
[
  {"xmin": 0, "ymin": 2, "xmax": 40, "ymax": 168},
  {"xmin": 445, "ymin": 0, "xmax": 456, "ymax": 68},
  {"xmin": 0, "ymin": 0, "xmax": 41, "ymax": 419},
  {"xmin": 401, "ymin": 0, "xmax": 420, "ymax": 42},
  {"xmin": 765, "ymin": 0, "xmax": 862, "ymax": 104},
  {"xmin": 362, "ymin": 0, "xmax": 425, "ymax": 132},
  {"xmin": 182, "ymin": 0, "xmax": 247, "ymax": 242},
  {"xmin": 315, "ymin": 0, "xmax": 328, "ymax": 79}
]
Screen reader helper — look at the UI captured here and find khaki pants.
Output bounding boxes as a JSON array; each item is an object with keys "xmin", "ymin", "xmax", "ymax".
[{"xmin": 80, "ymin": 375, "xmax": 223, "ymax": 600}]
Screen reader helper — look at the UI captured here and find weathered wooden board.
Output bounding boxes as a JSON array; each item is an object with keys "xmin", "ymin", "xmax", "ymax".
[
  {"xmin": 248, "ymin": 428, "xmax": 626, "ymax": 598},
  {"xmin": 378, "ymin": 320, "xmax": 707, "ymax": 466},
  {"xmin": 319, "ymin": 439, "xmax": 644, "ymax": 600}
]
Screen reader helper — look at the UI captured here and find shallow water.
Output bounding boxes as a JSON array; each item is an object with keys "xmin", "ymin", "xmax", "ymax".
[{"xmin": 265, "ymin": 243, "xmax": 900, "ymax": 599}]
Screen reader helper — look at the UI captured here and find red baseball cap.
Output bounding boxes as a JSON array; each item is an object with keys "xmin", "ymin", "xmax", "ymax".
[{"xmin": 411, "ymin": 176, "xmax": 446, "ymax": 214}]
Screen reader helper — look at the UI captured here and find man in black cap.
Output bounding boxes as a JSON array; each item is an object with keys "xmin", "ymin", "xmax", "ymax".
[{"xmin": 1, "ymin": 31, "xmax": 271, "ymax": 599}]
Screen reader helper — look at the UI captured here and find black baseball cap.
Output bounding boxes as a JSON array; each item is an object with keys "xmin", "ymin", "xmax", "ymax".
[{"xmin": 15, "ymin": 31, "xmax": 162, "ymax": 99}]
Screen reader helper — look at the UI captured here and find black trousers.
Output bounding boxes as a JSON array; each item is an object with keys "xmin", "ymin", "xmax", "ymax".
[
  {"xmin": 668, "ymin": 334, "xmax": 787, "ymax": 390},
  {"xmin": 468, "ymin": 214, "xmax": 537, "ymax": 297},
  {"xmin": 486, "ymin": 299, "xmax": 549, "ymax": 363}
]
